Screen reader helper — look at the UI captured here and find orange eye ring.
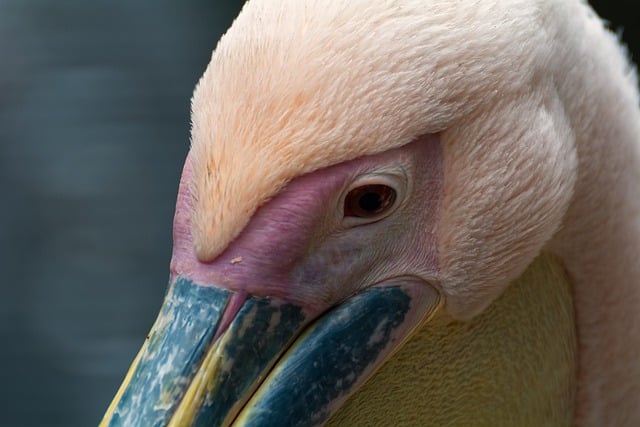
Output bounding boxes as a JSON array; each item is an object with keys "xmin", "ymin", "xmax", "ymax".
[{"xmin": 344, "ymin": 184, "xmax": 397, "ymax": 218}]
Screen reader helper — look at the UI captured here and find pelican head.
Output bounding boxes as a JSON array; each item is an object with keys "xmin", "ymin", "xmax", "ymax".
[{"xmin": 101, "ymin": 0, "xmax": 640, "ymax": 425}]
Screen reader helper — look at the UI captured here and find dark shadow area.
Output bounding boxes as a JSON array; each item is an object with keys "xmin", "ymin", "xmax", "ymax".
[{"xmin": 0, "ymin": 2, "xmax": 243, "ymax": 425}]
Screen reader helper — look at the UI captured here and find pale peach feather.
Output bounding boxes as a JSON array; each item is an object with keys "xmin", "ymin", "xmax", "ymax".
[{"xmin": 189, "ymin": 0, "xmax": 640, "ymax": 424}]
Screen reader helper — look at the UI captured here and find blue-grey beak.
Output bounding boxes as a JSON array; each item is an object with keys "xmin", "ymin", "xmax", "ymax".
[{"xmin": 100, "ymin": 276, "xmax": 439, "ymax": 426}]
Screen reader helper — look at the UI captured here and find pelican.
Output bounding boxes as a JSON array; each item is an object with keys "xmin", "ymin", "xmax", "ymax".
[{"xmin": 100, "ymin": 0, "xmax": 640, "ymax": 425}]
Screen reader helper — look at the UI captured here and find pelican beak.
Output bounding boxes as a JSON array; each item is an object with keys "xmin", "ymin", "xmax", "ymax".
[{"xmin": 100, "ymin": 275, "xmax": 439, "ymax": 426}]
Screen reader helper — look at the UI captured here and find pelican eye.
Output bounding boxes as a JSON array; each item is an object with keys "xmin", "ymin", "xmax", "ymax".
[{"xmin": 344, "ymin": 184, "xmax": 397, "ymax": 218}]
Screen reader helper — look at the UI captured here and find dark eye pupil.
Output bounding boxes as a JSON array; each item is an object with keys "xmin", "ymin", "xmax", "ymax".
[
  {"xmin": 359, "ymin": 191, "xmax": 383, "ymax": 212},
  {"xmin": 344, "ymin": 184, "xmax": 396, "ymax": 218}
]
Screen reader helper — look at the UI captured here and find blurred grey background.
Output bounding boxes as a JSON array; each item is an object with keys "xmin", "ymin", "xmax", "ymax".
[{"xmin": 0, "ymin": 1, "xmax": 637, "ymax": 426}]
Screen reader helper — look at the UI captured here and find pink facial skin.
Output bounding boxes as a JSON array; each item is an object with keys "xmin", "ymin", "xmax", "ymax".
[{"xmin": 171, "ymin": 134, "xmax": 443, "ymax": 315}]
